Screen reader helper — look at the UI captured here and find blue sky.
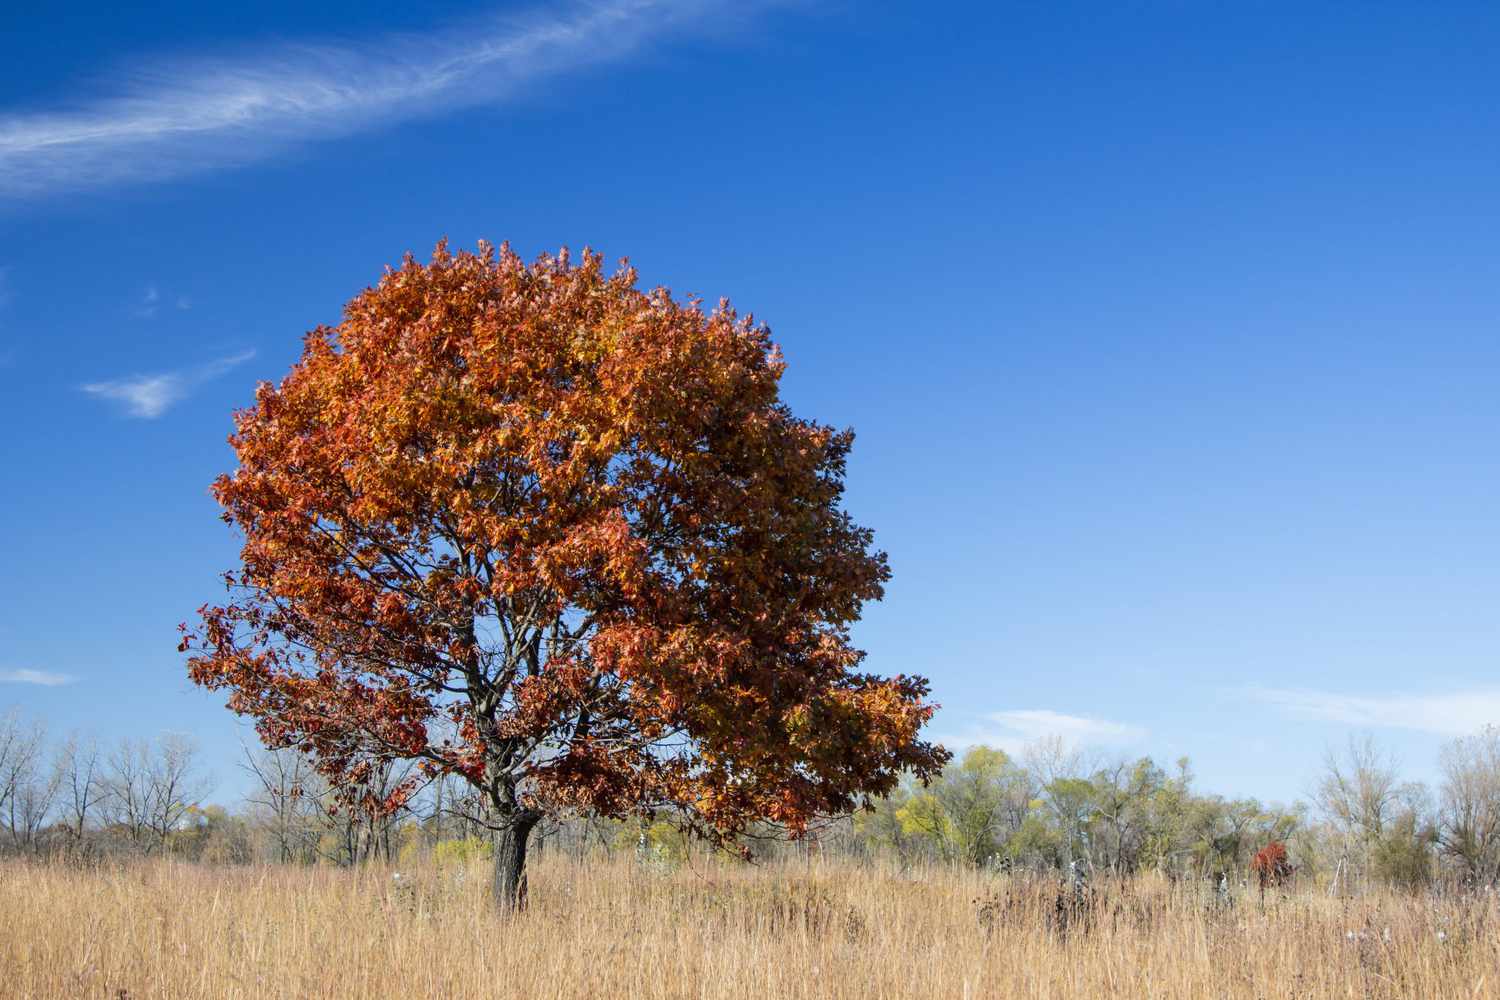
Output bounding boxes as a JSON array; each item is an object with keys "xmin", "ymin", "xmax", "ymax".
[{"xmin": 3, "ymin": 0, "xmax": 1499, "ymax": 806}]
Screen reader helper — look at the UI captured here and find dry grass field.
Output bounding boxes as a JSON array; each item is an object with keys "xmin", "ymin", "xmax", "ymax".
[{"xmin": 2, "ymin": 855, "xmax": 1496, "ymax": 999}]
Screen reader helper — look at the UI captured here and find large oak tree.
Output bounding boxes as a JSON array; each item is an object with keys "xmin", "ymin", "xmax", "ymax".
[{"xmin": 182, "ymin": 242, "xmax": 947, "ymax": 907}]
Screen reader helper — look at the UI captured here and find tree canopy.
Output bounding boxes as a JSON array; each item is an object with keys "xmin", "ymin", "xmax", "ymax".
[{"xmin": 181, "ymin": 241, "xmax": 947, "ymax": 905}]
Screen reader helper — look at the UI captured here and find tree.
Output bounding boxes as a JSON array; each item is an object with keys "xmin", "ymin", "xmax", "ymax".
[
  {"xmin": 1314, "ymin": 735, "xmax": 1429, "ymax": 884},
  {"xmin": 57, "ymin": 734, "xmax": 103, "ymax": 850},
  {"xmin": 182, "ymin": 242, "xmax": 948, "ymax": 908},
  {"xmin": 174, "ymin": 804, "xmax": 254, "ymax": 864},
  {"xmin": 102, "ymin": 736, "xmax": 210, "ymax": 853},
  {"xmin": 851, "ymin": 786, "xmax": 922, "ymax": 862},
  {"xmin": 1043, "ymin": 777, "xmax": 1097, "ymax": 866},
  {"xmin": 1024, "ymin": 737, "xmax": 1095, "ymax": 866},
  {"xmin": 938, "ymin": 746, "xmax": 1033, "ymax": 864},
  {"xmin": 1436, "ymin": 726, "xmax": 1500, "ymax": 885},
  {"xmin": 898, "ymin": 746, "xmax": 1035, "ymax": 866},
  {"xmin": 0, "ymin": 713, "xmax": 59, "ymax": 852},
  {"xmin": 882, "ymin": 776, "xmax": 955, "ymax": 864},
  {"xmin": 1251, "ymin": 840, "xmax": 1292, "ymax": 897},
  {"xmin": 1136, "ymin": 757, "xmax": 1195, "ymax": 873},
  {"xmin": 241, "ymin": 746, "xmax": 320, "ymax": 863},
  {"xmin": 1090, "ymin": 757, "xmax": 1168, "ymax": 874},
  {"xmin": 1315, "ymin": 735, "xmax": 1403, "ymax": 842},
  {"xmin": 101, "ymin": 738, "xmax": 151, "ymax": 849},
  {"xmin": 142, "ymin": 735, "xmax": 211, "ymax": 851},
  {"xmin": 1372, "ymin": 808, "xmax": 1436, "ymax": 891},
  {"xmin": 1182, "ymin": 795, "xmax": 1295, "ymax": 876}
]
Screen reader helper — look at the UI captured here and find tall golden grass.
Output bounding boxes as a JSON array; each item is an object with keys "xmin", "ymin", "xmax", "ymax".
[{"xmin": 1, "ymin": 855, "xmax": 1494, "ymax": 998}]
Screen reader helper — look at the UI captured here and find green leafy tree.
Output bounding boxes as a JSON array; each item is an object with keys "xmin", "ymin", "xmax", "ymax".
[
  {"xmin": 1043, "ymin": 777, "xmax": 1097, "ymax": 866},
  {"xmin": 1372, "ymin": 810, "xmax": 1436, "ymax": 891}
]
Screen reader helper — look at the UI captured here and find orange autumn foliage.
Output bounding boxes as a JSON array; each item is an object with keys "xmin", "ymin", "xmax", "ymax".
[{"xmin": 181, "ymin": 241, "xmax": 947, "ymax": 883}]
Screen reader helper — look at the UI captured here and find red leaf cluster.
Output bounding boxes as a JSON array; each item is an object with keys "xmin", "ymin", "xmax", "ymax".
[{"xmin": 1251, "ymin": 840, "xmax": 1293, "ymax": 888}]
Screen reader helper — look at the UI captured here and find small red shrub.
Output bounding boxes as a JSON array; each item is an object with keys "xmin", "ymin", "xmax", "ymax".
[{"xmin": 1251, "ymin": 841, "xmax": 1293, "ymax": 889}]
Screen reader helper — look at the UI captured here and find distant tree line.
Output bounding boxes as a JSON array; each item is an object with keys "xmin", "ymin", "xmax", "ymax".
[
  {"xmin": 3, "ymin": 703, "xmax": 1498, "ymax": 891},
  {"xmin": 0, "ymin": 710, "xmax": 211, "ymax": 858},
  {"xmin": 845, "ymin": 732, "xmax": 1500, "ymax": 891}
]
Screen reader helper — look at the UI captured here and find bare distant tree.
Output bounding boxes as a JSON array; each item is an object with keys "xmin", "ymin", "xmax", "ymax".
[
  {"xmin": 144, "ymin": 734, "xmax": 211, "ymax": 851},
  {"xmin": 1024, "ymin": 734, "xmax": 1089, "ymax": 789},
  {"xmin": 1315, "ymin": 735, "xmax": 1404, "ymax": 841},
  {"xmin": 1437, "ymin": 725, "xmax": 1500, "ymax": 884},
  {"xmin": 9, "ymin": 752, "xmax": 61, "ymax": 852},
  {"xmin": 411, "ymin": 769, "xmax": 476, "ymax": 847},
  {"xmin": 1314, "ymin": 734, "xmax": 1434, "ymax": 887},
  {"xmin": 429, "ymin": 770, "xmax": 451, "ymax": 846},
  {"xmin": 283, "ymin": 757, "xmax": 420, "ymax": 866},
  {"xmin": 103, "ymin": 735, "xmax": 210, "ymax": 854},
  {"xmin": 103, "ymin": 738, "xmax": 152, "ymax": 849},
  {"xmin": 57, "ymin": 734, "xmax": 102, "ymax": 846},
  {"xmin": 0, "ymin": 714, "xmax": 59, "ymax": 852},
  {"xmin": 343, "ymin": 758, "xmax": 419, "ymax": 863},
  {"xmin": 241, "ymin": 745, "xmax": 318, "ymax": 863},
  {"xmin": 0, "ymin": 710, "xmax": 34, "ymax": 816}
]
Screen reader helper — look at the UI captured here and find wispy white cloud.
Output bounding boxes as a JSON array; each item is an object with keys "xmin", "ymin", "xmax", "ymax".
[
  {"xmin": 136, "ymin": 284, "xmax": 160, "ymax": 318},
  {"xmin": 131, "ymin": 285, "xmax": 193, "ymax": 317},
  {"xmin": 82, "ymin": 349, "xmax": 255, "ymax": 418},
  {"xmin": 0, "ymin": 668, "xmax": 75, "ymax": 687},
  {"xmin": 940, "ymin": 708, "xmax": 1147, "ymax": 756},
  {"xmin": 0, "ymin": 0, "xmax": 782, "ymax": 196},
  {"xmin": 1246, "ymin": 685, "xmax": 1500, "ymax": 738}
]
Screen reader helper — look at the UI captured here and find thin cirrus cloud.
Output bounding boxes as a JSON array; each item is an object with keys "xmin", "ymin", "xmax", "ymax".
[
  {"xmin": 942, "ymin": 708, "xmax": 1148, "ymax": 755},
  {"xmin": 132, "ymin": 285, "xmax": 192, "ymax": 318},
  {"xmin": 82, "ymin": 349, "xmax": 256, "ymax": 419},
  {"xmin": 0, "ymin": 0, "xmax": 785, "ymax": 197},
  {"xmin": 0, "ymin": 668, "xmax": 75, "ymax": 687},
  {"xmin": 1246, "ymin": 686, "xmax": 1500, "ymax": 738}
]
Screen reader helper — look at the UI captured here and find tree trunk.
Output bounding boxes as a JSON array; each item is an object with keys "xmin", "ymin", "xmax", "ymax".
[{"xmin": 491, "ymin": 812, "xmax": 539, "ymax": 911}]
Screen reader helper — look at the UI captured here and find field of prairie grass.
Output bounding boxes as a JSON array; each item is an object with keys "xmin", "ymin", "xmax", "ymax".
[{"xmin": 1, "ymin": 855, "xmax": 1495, "ymax": 999}]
